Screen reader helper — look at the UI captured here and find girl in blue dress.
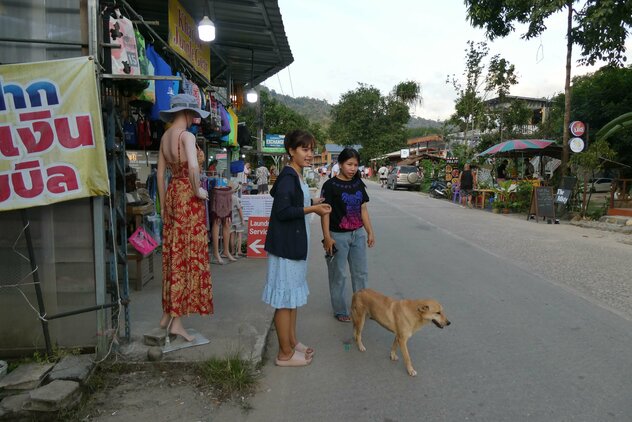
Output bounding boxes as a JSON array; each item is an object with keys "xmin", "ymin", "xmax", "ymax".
[{"xmin": 262, "ymin": 130, "xmax": 331, "ymax": 367}]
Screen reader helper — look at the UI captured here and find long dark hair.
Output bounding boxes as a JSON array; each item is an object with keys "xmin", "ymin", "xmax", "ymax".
[{"xmin": 337, "ymin": 147, "xmax": 362, "ymax": 180}]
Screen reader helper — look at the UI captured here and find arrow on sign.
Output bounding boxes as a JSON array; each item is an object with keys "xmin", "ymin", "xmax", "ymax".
[{"xmin": 249, "ymin": 239, "xmax": 265, "ymax": 254}]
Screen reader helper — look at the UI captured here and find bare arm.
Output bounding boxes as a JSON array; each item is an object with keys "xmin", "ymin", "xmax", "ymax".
[
  {"xmin": 361, "ymin": 203, "xmax": 375, "ymax": 247},
  {"xmin": 157, "ymin": 141, "xmax": 167, "ymax": 216},
  {"xmin": 320, "ymin": 212, "xmax": 335, "ymax": 255},
  {"xmin": 181, "ymin": 132, "xmax": 207, "ymax": 200}
]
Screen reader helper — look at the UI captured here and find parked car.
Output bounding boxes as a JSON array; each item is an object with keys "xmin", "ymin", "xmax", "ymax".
[
  {"xmin": 590, "ymin": 178, "xmax": 613, "ymax": 193},
  {"xmin": 578, "ymin": 178, "xmax": 613, "ymax": 193},
  {"xmin": 386, "ymin": 165, "xmax": 421, "ymax": 190}
]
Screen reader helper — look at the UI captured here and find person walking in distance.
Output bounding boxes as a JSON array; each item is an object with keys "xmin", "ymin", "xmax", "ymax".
[
  {"xmin": 262, "ymin": 130, "xmax": 332, "ymax": 366},
  {"xmin": 458, "ymin": 163, "xmax": 477, "ymax": 208},
  {"xmin": 378, "ymin": 164, "xmax": 388, "ymax": 187},
  {"xmin": 320, "ymin": 148, "xmax": 375, "ymax": 322},
  {"xmin": 157, "ymin": 94, "xmax": 213, "ymax": 341},
  {"xmin": 330, "ymin": 161, "xmax": 339, "ymax": 179},
  {"xmin": 255, "ymin": 161, "xmax": 270, "ymax": 194}
]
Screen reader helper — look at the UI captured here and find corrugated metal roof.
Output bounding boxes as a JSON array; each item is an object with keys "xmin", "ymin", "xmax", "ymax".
[{"xmin": 125, "ymin": 0, "xmax": 293, "ymax": 87}]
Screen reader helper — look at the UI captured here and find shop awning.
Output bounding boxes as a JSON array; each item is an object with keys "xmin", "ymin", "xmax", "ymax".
[{"xmin": 125, "ymin": 0, "xmax": 294, "ymax": 87}]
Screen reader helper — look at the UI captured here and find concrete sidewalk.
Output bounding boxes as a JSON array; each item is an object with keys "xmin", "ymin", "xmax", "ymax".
[{"xmin": 119, "ymin": 252, "xmax": 274, "ymax": 364}]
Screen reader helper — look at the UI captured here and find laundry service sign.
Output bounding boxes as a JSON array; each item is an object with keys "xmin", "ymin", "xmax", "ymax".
[{"xmin": 0, "ymin": 56, "xmax": 109, "ymax": 212}]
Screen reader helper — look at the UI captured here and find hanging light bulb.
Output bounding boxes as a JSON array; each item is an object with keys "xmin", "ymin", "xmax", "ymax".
[
  {"xmin": 246, "ymin": 49, "xmax": 258, "ymax": 103},
  {"xmin": 246, "ymin": 88, "xmax": 258, "ymax": 103},
  {"xmin": 198, "ymin": 16, "xmax": 215, "ymax": 42}
]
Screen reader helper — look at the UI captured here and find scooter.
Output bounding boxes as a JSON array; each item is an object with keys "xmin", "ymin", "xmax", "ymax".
[{"xmin": 429, "ymin": 179, "xmax": 448, "ymax": 198}]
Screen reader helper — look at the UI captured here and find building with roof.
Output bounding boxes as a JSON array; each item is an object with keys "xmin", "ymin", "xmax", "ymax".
[{"xmin": 314, "ymin": 143, "xmax": 362, "ymax": 167}]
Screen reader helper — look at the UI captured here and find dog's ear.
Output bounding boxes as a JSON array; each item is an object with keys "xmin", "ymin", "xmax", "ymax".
[{"xmin": 417, "ymin": 305, "xmax": 430, "ymax": 313}]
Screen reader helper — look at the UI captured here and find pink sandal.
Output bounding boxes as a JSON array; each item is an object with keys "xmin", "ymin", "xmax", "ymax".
[
  {"xmin": 275, "ymin": 350, "xmax": 312, "ymax": 367},
  {"xmin": 294, "ymin": 342, "xmax": 315, "ymax": 358}
]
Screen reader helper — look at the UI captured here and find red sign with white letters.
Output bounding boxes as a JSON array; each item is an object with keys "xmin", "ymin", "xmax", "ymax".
[
  {"xmin": 247, "ymin": 216, "xmax": 269, "ymax": 258},
  {"xmin": 569, "ymin": 121, "xmax": 586, "ymax": 137}
]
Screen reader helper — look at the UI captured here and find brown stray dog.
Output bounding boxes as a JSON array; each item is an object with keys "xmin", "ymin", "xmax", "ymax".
[{"xmin": 351, "ymin": 288, "xmax": 451, "ymax": 376}]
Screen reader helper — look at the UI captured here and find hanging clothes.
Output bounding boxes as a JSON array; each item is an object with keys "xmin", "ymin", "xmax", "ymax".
[
  {"xmin": 210, "ymin": 187, "xmax": 232, "ymax": 224},
  {"xmin": 137, "ymin": 115, "xmax": 151, "ymax": 148},
  {"xmin": 108, "ymin": 10, "xmax": 140, "ymax": 75},
  {"xmin": 146, "ymin": 44, "xmax": 173, "ymax": 121},
  {"xmin": 123, "ymin": 115, "xmax": 137, "ymax": 147},
  {"xmin": 133, "ymin": 29, "xmax": 155, "ymax": 104}
]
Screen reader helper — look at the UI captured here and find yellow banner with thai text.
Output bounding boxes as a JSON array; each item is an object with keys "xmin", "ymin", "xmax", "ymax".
[
  {"xmin": 0, "ymin": 56, "xmax": 109, "ymax": 212},
  {"xmin": 168, "ymin": 0, "xmax": 211, "ymax": 81}
]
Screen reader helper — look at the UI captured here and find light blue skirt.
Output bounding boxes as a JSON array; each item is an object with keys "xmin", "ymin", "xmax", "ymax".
[
  {"xmin": 262, "ymin": 253, "xmax": 309, "ymax": 309},
  {"xmin": 262, "ymin": 179, "xmax": 311, "ymax": 309}
]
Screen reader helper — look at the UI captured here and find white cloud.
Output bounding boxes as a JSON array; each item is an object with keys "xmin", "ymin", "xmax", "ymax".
[{"xmin": 264, "ymin": 0, "xmax": 632, "ymax": 121}]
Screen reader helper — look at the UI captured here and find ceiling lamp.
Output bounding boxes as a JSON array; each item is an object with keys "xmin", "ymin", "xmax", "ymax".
[
  {"xmin": 246, "ymin": 49, "xmax": 258, "ymax": 103},
  {"xmin": 198, "ymin": 15, "xmax": 215, "ymax": 42},
  {"xmin": 246, "ymin": 88, "xmax": 258, "ymax": 103}
]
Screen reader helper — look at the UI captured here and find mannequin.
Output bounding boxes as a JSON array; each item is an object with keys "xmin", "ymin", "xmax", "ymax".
[{"xmin": 210, "ymin": 185, "xmax": 236, "ymax": 264}]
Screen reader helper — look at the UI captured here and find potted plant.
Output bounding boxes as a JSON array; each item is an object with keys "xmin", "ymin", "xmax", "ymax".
[
  {"xmin": 491, "ymin": 198, "xmax": 502, "ymax": 213},
  {"xmin": 492, "ymin": 180, "xmax": 514, "ymax": 214}
]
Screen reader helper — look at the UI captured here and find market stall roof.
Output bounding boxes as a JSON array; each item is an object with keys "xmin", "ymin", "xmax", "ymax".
[
  {"xmin": 125, "ymin": 0, "xmax": 293, "ymax": 87},
  {"xmin": 477, "ymin": 139, "xmax": 562, "ymax": 158}
]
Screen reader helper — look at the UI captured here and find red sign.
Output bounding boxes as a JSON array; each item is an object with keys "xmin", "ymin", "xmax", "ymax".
[
  {"xmin": 247, "ymin": 216, "xmax": 269, "ymax": 258},
  {"xmin": 569, "ymin": 121, "xmax": 585, "ymax": 137}
]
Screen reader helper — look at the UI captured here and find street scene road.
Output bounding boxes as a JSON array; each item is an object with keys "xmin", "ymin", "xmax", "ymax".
[{"xmin": 215, "ymin": 180, "xmax": 632, "ymax": 421}]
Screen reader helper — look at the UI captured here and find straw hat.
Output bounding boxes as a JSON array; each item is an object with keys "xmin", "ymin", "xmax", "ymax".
[{"xmin": 159, "ymin": 93, "xmax": 210, "ymax": 122}]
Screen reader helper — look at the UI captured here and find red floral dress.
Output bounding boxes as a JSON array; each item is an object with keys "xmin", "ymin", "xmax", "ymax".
[{"xmin": 162, "ymin": 140, "xmax": 213, "ymax": 317}]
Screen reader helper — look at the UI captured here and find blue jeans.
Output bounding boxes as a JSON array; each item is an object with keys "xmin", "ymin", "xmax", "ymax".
[{"xmin": 326, "ymin": 228, "xmax": 368, "ymax": 317}]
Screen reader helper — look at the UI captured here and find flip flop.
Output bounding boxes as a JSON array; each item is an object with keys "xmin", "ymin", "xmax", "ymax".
[
  {"xmin": 335, "ymin": 314, "xmax": 352, "ymax": 323},
  {"xmin": 275, "ymin": 350, "xmax": 312, "ymax": 367},
  {"xmin": 294, "ymin": 342, "xmax": 315, "ymax": 358}
]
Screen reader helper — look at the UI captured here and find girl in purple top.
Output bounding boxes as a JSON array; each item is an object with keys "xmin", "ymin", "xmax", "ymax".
[{"xmin": 320, "ymin": 148, "xmax": 375, "ymax": 322}]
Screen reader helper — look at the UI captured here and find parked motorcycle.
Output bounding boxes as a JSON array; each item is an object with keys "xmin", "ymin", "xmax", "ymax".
[{"xmin": 429, "ymin": 179, "xmax": 448, "ymax": 198}]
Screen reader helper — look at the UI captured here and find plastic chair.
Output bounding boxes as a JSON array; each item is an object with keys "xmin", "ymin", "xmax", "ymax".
[{"xmin": 452, "ymin": 185, "xmax": 461, "ymax": 204}]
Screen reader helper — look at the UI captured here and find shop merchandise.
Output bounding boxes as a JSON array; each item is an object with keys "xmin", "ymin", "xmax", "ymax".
[
  {"xmin": 146, "ymin": 44, "xmax": 173, "ymax": 121},
  {"xmin": 108, "ymin": 9, "xmax": 140, "ymax": 75}
]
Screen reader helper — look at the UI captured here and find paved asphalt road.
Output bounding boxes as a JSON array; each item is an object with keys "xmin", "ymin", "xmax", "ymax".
[{"xmin": 214, "ymin": 180, "xmax": 632, "ymax": 422}]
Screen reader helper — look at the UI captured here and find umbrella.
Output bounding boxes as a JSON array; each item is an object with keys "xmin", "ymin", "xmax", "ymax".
[{"xmin": 478, "ymin": 139, "xmax": 556, "ymax": 156}]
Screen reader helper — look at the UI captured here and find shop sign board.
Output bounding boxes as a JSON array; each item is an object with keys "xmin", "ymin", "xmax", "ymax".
[
  {"xmin": 263, "ymin": 134, "xmax": 286, "ymax": 154},
  {"xmin": 0, "ymin": 57, "xmax": 110, "ymax": 212},
  {"xmin": 247, "ymin": 216, "xmax": 269, "ymax": 258},
  {"xmin": 168, "ymin": 0, "xmax": 211, "ymax": 80},
  {"xmin": 241, "ymin": 194, "xmax": 273, "ymax": 220},
  {"xmin": 400, "ymin": 148, "xmax": 410, "ymax": 158},
  {"xmin": 569, "ymin": 121, "xmax": 586, "ymax": 137}
]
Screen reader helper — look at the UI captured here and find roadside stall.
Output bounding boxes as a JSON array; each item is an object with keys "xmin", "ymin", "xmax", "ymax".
[{"xmin": 475, "ymin": 139, "xmax": 563, "ymax": 212}]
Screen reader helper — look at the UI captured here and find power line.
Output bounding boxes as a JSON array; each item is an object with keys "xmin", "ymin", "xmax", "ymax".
[
  {"xmin": 276, "ymin": 73, "xmax": 285, "ymax": 95},
  {"xmin": 287, "ymin": 66, "xmax": 295, "ymax": 97}
]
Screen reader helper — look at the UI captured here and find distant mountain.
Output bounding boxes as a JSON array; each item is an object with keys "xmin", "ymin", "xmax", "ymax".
[
  {"xmin": 406, "ymin": 116, "xmax": 444, "ymax": 128},
  {"xmin": 266, "ymin": 87, "xmax": 445, "ymax": 129},
  {"xmin": 266, "ymin": 88, "xmax": 332, "ymax": 126}
]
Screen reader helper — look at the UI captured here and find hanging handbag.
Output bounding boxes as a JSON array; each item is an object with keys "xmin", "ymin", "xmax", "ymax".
[{"xmin": 128, "ymin": 226, "xmax": 158, "ymax": 257}]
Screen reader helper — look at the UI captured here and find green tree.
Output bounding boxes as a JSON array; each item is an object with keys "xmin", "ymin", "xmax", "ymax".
[
  {"xmin": 447, "ymin": 41, "xmax": 523, "ymax": 155},
  {"xmin": 540, "ymin": 66, "xmax": 632, "ymax": 170},
  {"xmin": 465, "ymin": 0, "xmax": 632, "ymax": 174},
  {"xmin": 570, "ymin": 138, "xmax": 616, "ymax": 216},
  {"xmin": 237, "ymin": 90, "xmax": 312, "ymax": 147},
  {"xmin": 447, "ymin": 41, "xmax": 489, "ymax": 134},
  {"xmin": 329, "ymin": 82, "xmax": 421, "ymax": 161}
]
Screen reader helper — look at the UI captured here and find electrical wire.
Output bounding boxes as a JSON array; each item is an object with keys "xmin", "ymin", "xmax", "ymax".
[
  {"xmin": 276, "ymin": 73, "xmax": 285, "ymax": 95},
  {"xmin": 287, "ymin": 66, "xmax": 295, "ymax": 97}
]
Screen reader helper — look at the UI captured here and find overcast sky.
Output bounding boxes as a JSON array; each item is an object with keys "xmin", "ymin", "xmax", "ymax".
[{"xmin": 261, "ymin": 0, "xmax": 632, "ymax": 122}]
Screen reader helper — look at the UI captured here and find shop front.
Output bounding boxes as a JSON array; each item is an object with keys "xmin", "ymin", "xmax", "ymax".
[{"xmin": 0, "ymin": 0, "xmax": 293, "ymax": 358}]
